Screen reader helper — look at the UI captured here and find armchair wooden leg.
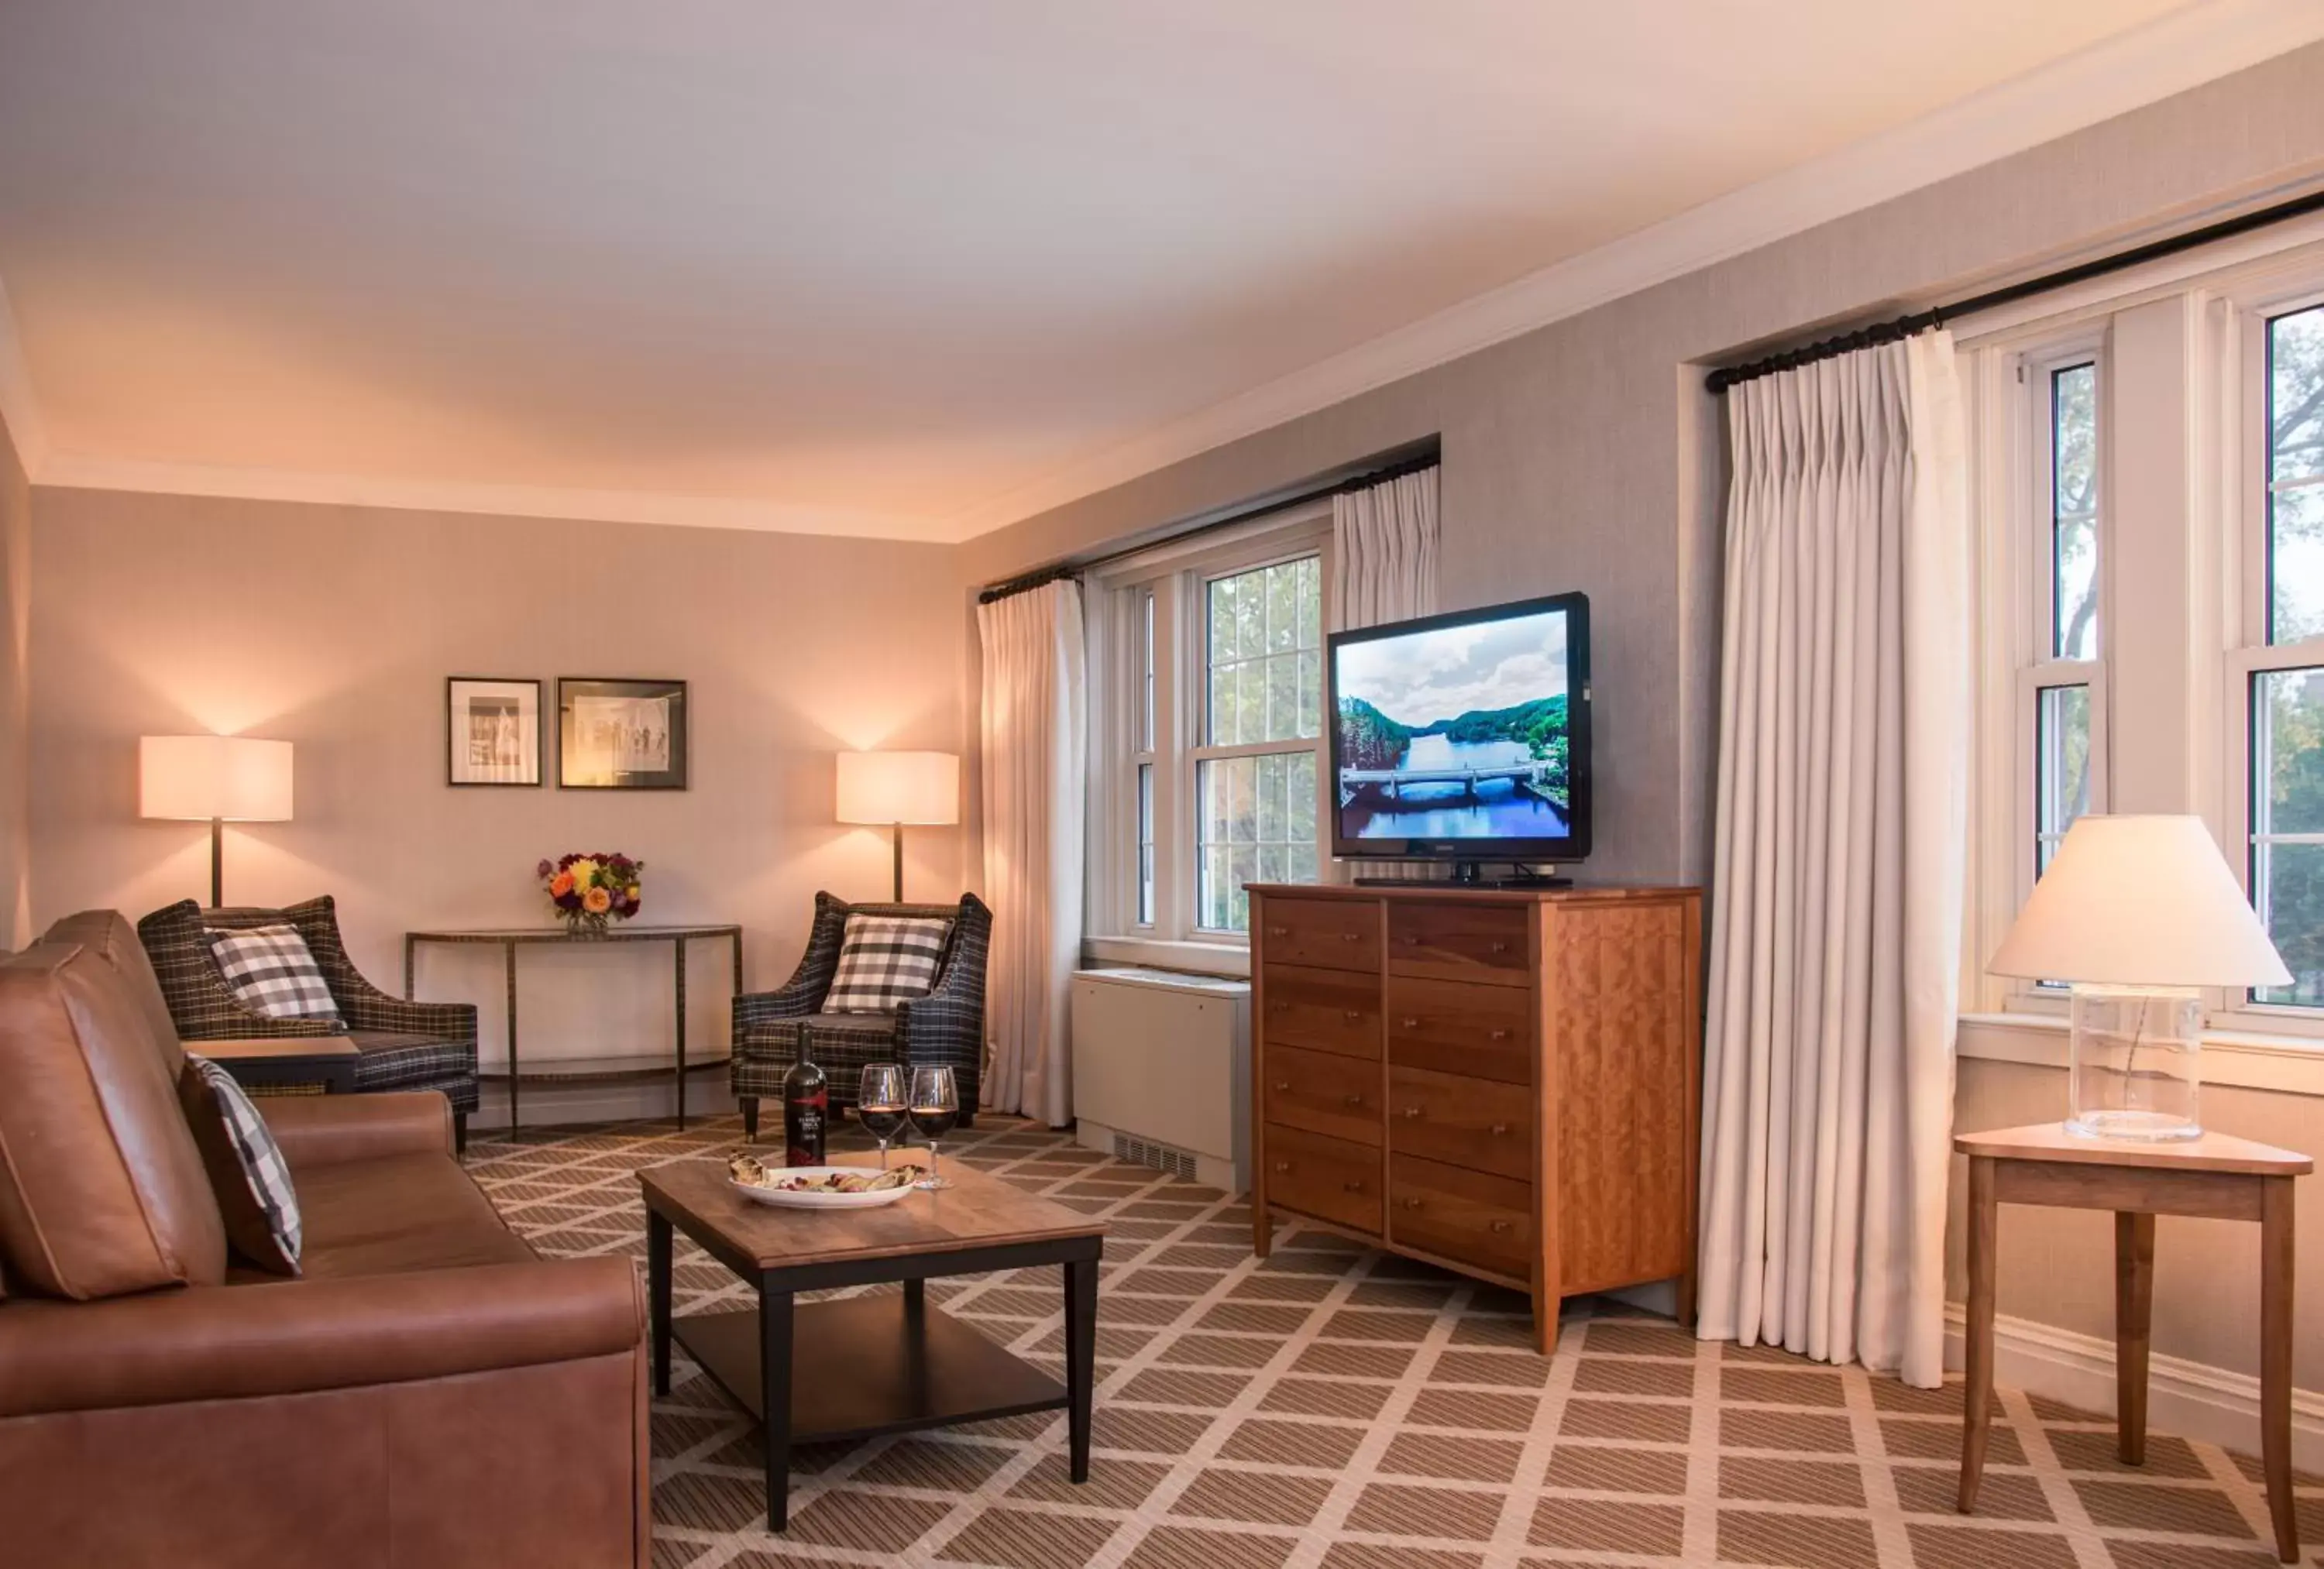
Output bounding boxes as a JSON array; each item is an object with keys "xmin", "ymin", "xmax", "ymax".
[{"xmin": 741, "ymin": 1097, "xmax": 760, "ymax": 1141}]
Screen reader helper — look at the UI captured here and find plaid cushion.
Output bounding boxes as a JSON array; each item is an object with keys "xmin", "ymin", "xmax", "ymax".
[
  {"xmin": 824, "ymin": 915, "xmax": 950, "ymax": 1014},
  {"xmin": 184, "ymin": 1054, "xmax": 302, "ymax": 1274},
  {"xmin": 205, "ymin": 925, "xmax": 342, "ymax": 1023}
]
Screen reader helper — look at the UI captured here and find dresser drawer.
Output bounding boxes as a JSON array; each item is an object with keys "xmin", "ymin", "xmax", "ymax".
[
  {"xmin": 1387, "ymin": 1064, "xmax": 1532, "ymax": 1180},
  {"xmin": 1389, "ymin": 1154, "xmax": 1533, "ymax": 1281},
  {"xmin": 1258, "ymin": 963, "xmax": 1381, "ymax": 1059},
  {"xmin": 1263, "ymin": 1045, "xmax": 1384, "ymax": 1146},
  {"xmin": 1385, "ymin": 976, "xmax": 1532, "ymax": 1085},
  {"xmin": 1387, "ymin": 901, "xmax": 1530, "ymax": 984},
  {"xmin": 1263, "ymin": 1123, "xmax": 1383, "ymax": 1236},
  {"xmin": 1257, "ymin": 897, "xmax": 1381, "ymax": 973}
]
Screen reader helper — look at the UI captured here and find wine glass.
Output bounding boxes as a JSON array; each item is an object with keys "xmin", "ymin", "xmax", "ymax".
[
  {"xmin": 858, "ymin": 1064, "xmax": 906, "ymax": 1170},
  {"xmin": 906, "ymin": 1066, "xmax": 958, "ymax": 1190}
]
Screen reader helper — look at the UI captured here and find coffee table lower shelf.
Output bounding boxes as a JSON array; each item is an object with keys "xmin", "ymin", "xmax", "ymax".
[{"xmin": 672, "ymin": 1293, "xmax": 1069, "ymax": 1443}]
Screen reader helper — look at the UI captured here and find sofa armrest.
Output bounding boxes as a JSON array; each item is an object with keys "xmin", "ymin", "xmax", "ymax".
[
  {"xmin": 0, "ymin": 1257, "xmax": 643, "ymax": 1418},
  {"xmin": 259, "ymin": 1090, "xmax": 453, "ymax": 1169},
  {"xmin": 339, "ymin": 990, "xmax": 477, "ymax": 1042}
]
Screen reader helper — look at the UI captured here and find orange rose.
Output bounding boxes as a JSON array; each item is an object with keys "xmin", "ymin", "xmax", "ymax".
[
  {"xmin": 583, "ymin": 885, "xmax": 612, "ymax": 914},
  {"xmin": 549, "ymin": 871, "xmax": 575, "ymax": 897}
]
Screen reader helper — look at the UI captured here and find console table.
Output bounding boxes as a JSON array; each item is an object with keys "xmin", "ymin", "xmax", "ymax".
[{"xmin": 404, "ymin": 924, "xmax": 744, "ymax": 1133}]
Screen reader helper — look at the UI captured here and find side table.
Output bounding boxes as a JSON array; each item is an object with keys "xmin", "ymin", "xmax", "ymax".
[
  {"xmin": 1956, "ymin": 1121, "xmax": 2312, "ymax": 1563},
  {"xmin": 191, "ymin": 1035, "xmax": 361, "ymax": 1097}
]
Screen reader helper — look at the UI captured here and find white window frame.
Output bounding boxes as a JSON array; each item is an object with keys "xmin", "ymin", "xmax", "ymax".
[
  {"xmin": 1085, "ymin": 501, "xmax": 1332, "ymax": 960},
  {"xmin": 1963, "ymin": 215, "xmax": 2324, "ymax": 1042}
]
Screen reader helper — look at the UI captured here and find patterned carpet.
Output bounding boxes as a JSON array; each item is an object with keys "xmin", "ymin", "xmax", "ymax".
[{"xmin": 464, "ymin": 1113, "xmax": 2317, "ymax": 1569}]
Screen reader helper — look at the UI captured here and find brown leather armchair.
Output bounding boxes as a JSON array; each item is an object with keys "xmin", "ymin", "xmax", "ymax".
[{"xmin": 0, "ymin": 913, "xmax": 650, "ymax": 1568}]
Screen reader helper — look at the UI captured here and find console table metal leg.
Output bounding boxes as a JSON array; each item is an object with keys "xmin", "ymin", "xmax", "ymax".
[
  {"xmin": 505, "ymin": 940, "xmax": 521, "ymax": 1135},
  {"xmin": 761, "ymin": 1283, "xmax": 796, "ymax": 1531},
  {"xmin": 676, "ymin": 937, "xmax": 689, "ymax": 1129},
  {"xmin": 404, "ymin": 933, "xmax": 414, "ymax": 1001},
  {"xmin": 1065, "ymin": 1253, "xmax": 1097, "ymax": 1482},
  {"xmin": 648, "ymin": 1210, "xmax": 672, "ymax": 1396}
]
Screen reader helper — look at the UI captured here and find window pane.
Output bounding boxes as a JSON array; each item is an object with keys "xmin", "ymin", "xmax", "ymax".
[
  {"xmin": 1196, "ymin": 750, "xmax": 1316, "ymax": 932},
  {"xmin": 2269, "ymin": 307, "xmax": 2324, "ymax": 644},
  {"xmin": 2252, "ymin": 666, "xmax": 2324, "ymax": 1004},
  {"xmin": 2051, "ymin": 362, "xmax": 2099, "ymax": 661},
  {"xmin": 1204, "ymin": 557, "xmax": 1322, "ymax": 748},
  {"xmin": 1136, "ymin": 763, "xmax": 1154, "ymax": 926},
  {"xmin": 1138, "ymin": 589, "xmax": 1155, "ymax": 752},
  {"xmin": 2035, "ymin": 684, "xmax": 2090, "ymax": 879}
]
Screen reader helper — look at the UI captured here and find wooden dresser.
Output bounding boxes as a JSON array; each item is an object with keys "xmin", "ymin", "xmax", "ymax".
[{"xmin": 1248, "ymin": 882, "xmax": 1701, "ymax": 1351}]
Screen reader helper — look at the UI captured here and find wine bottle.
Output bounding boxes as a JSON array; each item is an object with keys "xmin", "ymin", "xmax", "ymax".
[{"xmin": 782, "ymin": 1026, "xmax": 828, "ymax": 1168}]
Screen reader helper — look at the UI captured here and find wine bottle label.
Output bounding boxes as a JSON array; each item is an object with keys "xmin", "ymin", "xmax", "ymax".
[{"xmin": 785, "ymin": 1090, "xmax": 827, "ymax": 1167}]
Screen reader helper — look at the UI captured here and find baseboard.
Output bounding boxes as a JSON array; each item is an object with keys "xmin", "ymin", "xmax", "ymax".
[{"xmin": 1943, "ymin": 1302, "xmax": 2324, "ymax": 1471}]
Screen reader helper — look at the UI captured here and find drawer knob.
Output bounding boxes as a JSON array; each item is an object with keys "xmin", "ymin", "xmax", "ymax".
[
  {"xmin": 1400, "ymin": 935, "xmax": 1420, "ymax": 946},
  {"xmin": 1400, "ymin": 1196, "xmax": 1424, "ymax": 1210},
  {"xmin": 1489, "ymin": 940, "xmax": 1509, "ymax": 954},
  {"xmin": 1400, "ymin": 1017, "xmax": 1420, "ymax": 1029},
  {"xmin": 1342, "ymin": 1009, "xmax": 1362, "ymax": 1022},
  {"xmin": 1273, "ymin": 1161, "xmax": 1291, "ymax": 1173},
  {"xmin": 1489, "ymin": 1219, "xmax": 1514, "ymax": 1234},
  {"xmin": 1489, "ymin": 1028, "xmax": 1511, "ymax": 1042},
  {"xmin": 1342, "ymin": 1180, "xmax": 1364, "ymax": 1193},
  {"xmin": 1272, "ymin": 1081, "xmax": 1291, "ymax": 1092},
  {"xmin": 1342, "ymin": 1093, "xmax": 1365, "ymax": 1107},
  {"xmin": 1339, "ymin": 931, "xmax": 1360, "ymax": 943},
  {"xmin": 1401, "ymin": 1106, "xmax": 1423, "ymax": 1119},
  {"xmin": 1269, "ymin": 1001, "xmax": 1287, "ymax": 1012},
  {"xmin": 1489, "ymin": 1122, "xmax": 1510, "ymax": 1136},
  {"xmin": 1265, "ymin": 925, "xmax": 1288, "ymax": 938}
]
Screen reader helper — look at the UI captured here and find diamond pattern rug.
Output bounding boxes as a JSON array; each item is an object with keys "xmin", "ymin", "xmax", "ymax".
[{"xmin": 462, "ymin": 1114, "xmax": 2318, "ymax": 1568}]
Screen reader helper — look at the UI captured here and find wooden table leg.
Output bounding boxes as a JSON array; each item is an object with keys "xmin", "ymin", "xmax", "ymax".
[
  {"xmin": 675, "ymin": 938, "xmax": 689, "ymax": 1130},
  {"xmin": 1065, "ymin": 1254, "xmax": 1098, "ymax": 1482},
  {"xmin": 2262, "ymin": 1176, "xmax": 2298, "ymax": 1564},
  {"xmin": 504, "ymin": 941, "xmax": 521, "ymax": 1135},
  {"xmin": 761, "ymin": 1285, "xmax": 795, "ymax": 1531},
  {"xmin": 2115, "ymin": 1211, "xmax": 2154, "ymax": 1465},
  {"xmin": 647, "ymin": 1210, "xmax": 672, "ymax": 1397},
  {"xmin": 1958, "ymin": 1154, "xmax": 1998, "ymax": 1514}
]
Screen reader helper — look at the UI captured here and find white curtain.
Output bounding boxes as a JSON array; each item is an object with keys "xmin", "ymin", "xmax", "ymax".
[
  {"xmin": 1332, "ymin": 466, "xmax": 1439, "ymax": 631},
  {"xmin": 978, "ymin": 579, "xmax": 1086, "ymax": 1128},
  {"xmin": 1695, "ymin": 333, "xmax": 1969, "ymax": 1389}
]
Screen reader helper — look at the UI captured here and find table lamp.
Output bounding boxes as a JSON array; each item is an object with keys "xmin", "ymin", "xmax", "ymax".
[
  {"xmin": 1988, "ymin": 814, "xmax": 2288, "ymax": 1140},
  {"xmin": 140, "ymin": 735, "xmax": 294, "ymax": 908},
  {"xmin": 836, "ymin": 751, "xmax": 959, "ymax": 902}
]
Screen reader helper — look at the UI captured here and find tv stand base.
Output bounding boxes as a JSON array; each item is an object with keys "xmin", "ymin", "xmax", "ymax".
[{"xmin": 1353, "ymin": 860, "xmax": 1573, "ymax": 889}]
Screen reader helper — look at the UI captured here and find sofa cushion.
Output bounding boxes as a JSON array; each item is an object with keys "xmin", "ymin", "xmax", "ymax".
[
  {"xmin": 285, "ymin": 1152, "xmax": 532, "ymax": 1281},
  {"xmin": 40, "ymin": 909, "xmax": 185, "ymax": 1080},
  {"xmin": 0, "ymin": 942, "xmax": 229, "ymax": 1298},
  {"xmin": 180, "ymin": 1054, "xmax": 303, "ymax": 1275},
  {"xmin": 205, "ymin": 925, "xmax": 342, "ymax": 1023}
]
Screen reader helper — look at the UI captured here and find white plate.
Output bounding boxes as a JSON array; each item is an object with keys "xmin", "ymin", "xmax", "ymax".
[{"xmin": 730, "ymin": 1166, "xmax": 921, "ymax": 1210}]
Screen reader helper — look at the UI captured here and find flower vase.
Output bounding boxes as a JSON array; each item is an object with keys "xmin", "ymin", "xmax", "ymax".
[{"xmin": 564, "ymin": 910, "xmax": 610, "ymax": 938}]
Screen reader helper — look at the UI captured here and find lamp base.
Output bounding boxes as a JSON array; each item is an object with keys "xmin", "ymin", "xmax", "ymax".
[{"xmin": 2064, "ymin": 983, "xmax": 2202, "ymax": 1142}]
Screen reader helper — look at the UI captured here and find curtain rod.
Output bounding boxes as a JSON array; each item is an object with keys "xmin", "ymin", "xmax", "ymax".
[
  {"xmin": 975, "ymin": 439, "xmax": 1441, "ymax": 605},
  {"xmin": 1705, "ymin": 184, "xmax": 2324, "ymax": 394}
]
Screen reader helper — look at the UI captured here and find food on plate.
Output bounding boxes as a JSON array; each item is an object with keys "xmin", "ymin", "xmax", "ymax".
[
  {"xmin": 729, "ymin": 1152, "xmax": 768, "ymax": 1186},
  {"xmin": 772, "ymin": 1165, "xmax": 926, "ymax": 1193}
]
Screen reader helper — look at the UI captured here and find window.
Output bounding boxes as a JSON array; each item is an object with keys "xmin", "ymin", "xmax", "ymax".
[
  {"xmin": 1093, "ymin": 506, "xmax": 1330, "ymax": 946},
  {"xmin": 2248, "ymin": 304, "xmax": 2324, "ymax": 1006}
]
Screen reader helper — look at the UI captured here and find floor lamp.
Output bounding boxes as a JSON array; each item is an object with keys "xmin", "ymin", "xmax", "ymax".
[
  {"xmin": 140, "ymin": 735, "xmax": 294, "ymax": 908},
  {"xmin": 837, "ymin": 751, "xmax": 959, "ymax": 902}
]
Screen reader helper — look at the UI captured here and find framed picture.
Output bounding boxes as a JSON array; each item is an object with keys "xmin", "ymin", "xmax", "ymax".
[
  {"xmin": 559, "ymin": 678, "xmax": 689, "ymax": 790},
  {"xmin": 447, "ymin": 678, "xmax": 542, "ymax": 787}
]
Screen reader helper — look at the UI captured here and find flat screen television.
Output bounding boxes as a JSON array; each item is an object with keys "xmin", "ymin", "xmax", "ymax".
[{"xmin": 1326, "ymin": 591, "xmax": 1590, "ymax": 874}]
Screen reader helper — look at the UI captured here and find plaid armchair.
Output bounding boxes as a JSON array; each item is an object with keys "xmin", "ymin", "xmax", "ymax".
[
  {"xmin": 732, "ymin": 891, "xmax": 990, "ymax": 1139},
  {"xmin": 137, "ymin": 896, "xmax": 480, "ymax": 1149}
]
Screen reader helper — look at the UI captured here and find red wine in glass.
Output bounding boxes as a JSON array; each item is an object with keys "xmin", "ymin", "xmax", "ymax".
[
  {"xmin": 858, "ymin": 1104, "xmax": 908, "ymax": 1142},
  {"xmin": 858, "ymin": 1064, "xmax": 906, "ymax": 1169},
  {"xmin": 906, "ymin": 1066, "xmax": 957, "ymax": 1190}
]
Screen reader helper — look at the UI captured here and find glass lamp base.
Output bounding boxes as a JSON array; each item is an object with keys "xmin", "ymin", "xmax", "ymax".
[{"xmin": 2064, "ymin": 983, "xmax": 2202, "ymax": 1142}]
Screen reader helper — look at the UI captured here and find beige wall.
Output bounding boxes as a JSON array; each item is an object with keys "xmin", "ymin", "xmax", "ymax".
[
  {"xmin": 26, "ymin": 489, "xmax": 964, "ymax": 1068},
  {"xmin": 0, "ymin": 407, "xmax": 26, "ymax": 948},
  {"xmin": 947, "ymin": 45, "xmax": 2324, "ymax": 1402}
]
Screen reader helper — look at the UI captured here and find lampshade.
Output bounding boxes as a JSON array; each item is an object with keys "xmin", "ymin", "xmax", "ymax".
[
  {"xmin": 836, "ymin": 750, "xmax": 959, "ymax": 826},
  {"xmin": 1988, "ymin": 814, "xmax": 2288, "ymax": 987},
  {"xmin": 139, "ymin": 736, "xmax": 294, "ymax": 822}
]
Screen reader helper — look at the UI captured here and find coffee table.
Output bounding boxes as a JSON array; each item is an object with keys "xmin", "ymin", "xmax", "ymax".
[{"xmin": 639, "ymin": 1156, "xmax": 1105, "ymax": 1530}]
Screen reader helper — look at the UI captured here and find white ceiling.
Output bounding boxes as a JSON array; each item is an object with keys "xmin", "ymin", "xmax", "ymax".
[{"xmin": 0, "ymin": 1, "xmax": 2307, "ymax": 541}]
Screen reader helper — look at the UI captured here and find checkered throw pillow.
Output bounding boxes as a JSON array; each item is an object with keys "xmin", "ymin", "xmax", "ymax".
[
  {"xmin": 205, "ymin": 924, "xmax": 341, "ymax": 1023},
  {"xmin": 181, "ymin": 1054, "xmax": 302, "ymax": 1275},
  {"xmin": 824, "ymin": 914, "xmax": 951, "ymax": 1013}
]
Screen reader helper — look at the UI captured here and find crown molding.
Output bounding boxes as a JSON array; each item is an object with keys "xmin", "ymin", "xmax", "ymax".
[
  {"xmin": 32, "ymin": 454, "xmax": 955, "ymax": 542},
  {"xmin": 6, "ymin": 0, "xmax": 2322, "ymax": 544},
  {"xmin": 938, "ymin": 0, "xmax": 2324, "ymax": 541}
]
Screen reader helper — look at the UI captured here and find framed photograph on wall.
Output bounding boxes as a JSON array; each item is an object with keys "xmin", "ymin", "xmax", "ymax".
[
  {"xmin": 447, "ymin": 677, "xmax": 542, "ymax": 787},
  {"xmin": 559, "ymin": 678, "xmax": 689, "ymax": 789}
]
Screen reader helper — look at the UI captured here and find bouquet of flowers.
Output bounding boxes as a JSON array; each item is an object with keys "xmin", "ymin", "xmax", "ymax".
[{"xmin": 539, "ymin": 852, "xmax": 644, "ymax": 935}]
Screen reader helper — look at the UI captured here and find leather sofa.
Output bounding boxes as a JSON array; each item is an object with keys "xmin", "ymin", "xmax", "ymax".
[{"xmin": 0, "ymin": 912, "xmax": 650, "ymax": 1568}]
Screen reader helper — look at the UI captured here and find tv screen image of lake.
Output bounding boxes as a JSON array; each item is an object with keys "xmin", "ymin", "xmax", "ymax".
[{"xmin": 1335, "ymin": 608, "xmax": 1573, "ymax": 841}]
